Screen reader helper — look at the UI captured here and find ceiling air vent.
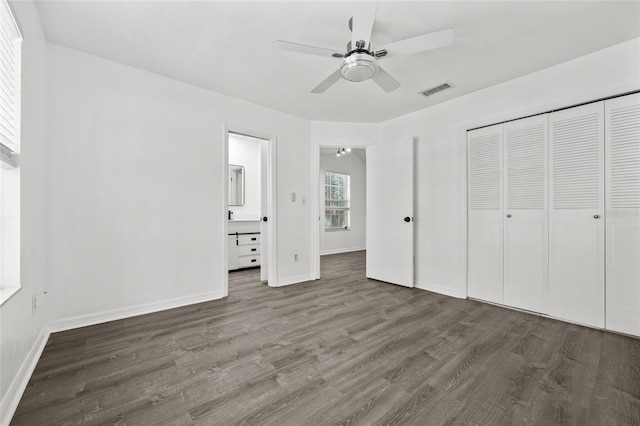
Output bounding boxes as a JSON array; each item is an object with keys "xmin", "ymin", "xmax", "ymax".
[{"xmin": 419, "ymin": 82, "xmax": 451, "ymax": 97}]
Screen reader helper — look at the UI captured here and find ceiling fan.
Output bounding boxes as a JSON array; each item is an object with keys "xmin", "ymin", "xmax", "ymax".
[{"xmin": 273, "ymin": 3, "xmax": 454, "ymax": 93}]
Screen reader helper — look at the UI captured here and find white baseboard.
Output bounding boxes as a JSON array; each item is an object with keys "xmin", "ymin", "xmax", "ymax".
[
  {"xmin": 274, "ymin": 274, "xmax": 316, "ymax": 287},
  {"xmin": 320, "ymin": 246, "xmax": 366, "ymax": 256},
  {"xmin": 414, "ymin": 280, "xmax": 467, "ymax": 299},
  {"xmin": 0, "ymin": 325, "xmax": 49, "ymax": 426},
  {"xmin": 48, "ymin": 290, "xmax": 226, "ymax": 333}
]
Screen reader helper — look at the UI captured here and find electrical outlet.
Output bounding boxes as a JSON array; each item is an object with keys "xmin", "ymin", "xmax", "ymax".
[
  {"xmin": 32, "ymin": 294, "xmax": 37, "ymax": 314},
  {"xmin": 294, "ymin": 253, "xmax": 298, "ymax": 262}
]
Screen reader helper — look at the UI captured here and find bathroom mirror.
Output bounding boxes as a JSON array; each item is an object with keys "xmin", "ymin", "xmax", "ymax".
[{"xmin": 228, "ymin": 164, "xmax": 245, "ymax": 206}]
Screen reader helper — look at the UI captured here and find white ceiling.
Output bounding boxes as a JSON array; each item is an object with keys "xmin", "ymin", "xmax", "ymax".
[{"xmin": 34, "ymin": 1, "xmax": 640, "ymax": 123}]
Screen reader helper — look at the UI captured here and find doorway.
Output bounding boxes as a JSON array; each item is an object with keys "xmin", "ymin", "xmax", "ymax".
[
  {"xmin": 225, "ymin": 130, "xmax": 276, "ymax": 294},
  {"xmin": 316, "ymin": 146, "xmax": 367, "ymax": 278},
  {"xmin": 312, "ymin": 137, "xmax": 415, "ymax": 286}
]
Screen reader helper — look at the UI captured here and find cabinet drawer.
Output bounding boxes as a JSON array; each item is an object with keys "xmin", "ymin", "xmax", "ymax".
[
  {"xmin": 238, "ymin": 255, "xmax": 260, "ymax": 268},
  {"xmin": 238, "ymin": 245, "xmax": 260, "ymax": 256},
  {"xmin": 238, "ymin": 234, "xmax": 260, "ymax": 245}
]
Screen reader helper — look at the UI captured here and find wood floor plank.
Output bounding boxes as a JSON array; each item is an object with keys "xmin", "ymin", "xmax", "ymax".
[{"xmin": 10, "ymin": 251, "xmax": 640, "ymax": 425}]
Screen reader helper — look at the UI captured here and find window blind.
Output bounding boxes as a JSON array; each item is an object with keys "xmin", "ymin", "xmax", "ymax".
[{"xmin": 0, "ymin": 0, "xmax": 21, "ymax": 156}]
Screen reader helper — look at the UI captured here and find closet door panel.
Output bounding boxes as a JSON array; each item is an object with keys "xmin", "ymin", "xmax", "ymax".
[
  {"xmin": 605, "ymin": 93, "xmax": 640, "ymax": 336},
  {"xmin": 503, "ymin": 115, "xmax": 548, "ymax": 313},
  {"xmin": 549, "ymin": 102, "xmax": 605, "ymax": 328},
  {"xmin": 467, "ymin": 124, "xmax": 503, "ymax": 303}
]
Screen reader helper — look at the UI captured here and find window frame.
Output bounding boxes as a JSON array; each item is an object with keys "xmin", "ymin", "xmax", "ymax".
[{"xmin": 0, "ymin": 0, "xmax": 23, "ymax": 306}]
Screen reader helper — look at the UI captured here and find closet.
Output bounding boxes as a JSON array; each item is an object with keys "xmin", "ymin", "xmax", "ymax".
[{"xmin": 468, "ymin": 92, "xmax": 640, "ymax": 336}]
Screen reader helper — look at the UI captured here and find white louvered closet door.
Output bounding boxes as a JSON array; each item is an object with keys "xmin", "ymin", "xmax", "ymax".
[
  {"xmin": 468, "ymin": 124, "xmax": 503, "ymax": 304},
  {"xmin": 503, "ymin": 115, "xmax": 548, "ymax": 314},
  {"xmin": 605, "ymin": 93, "xmax": 640, "ymax": 337},
  {"xmin": 549, "ymin": 102, "xmax": 605, "ymax": 328}
]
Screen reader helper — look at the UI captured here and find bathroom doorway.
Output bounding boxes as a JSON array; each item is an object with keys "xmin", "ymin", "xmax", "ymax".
[{"xmin": 225, "ymin": 130, "xmax": 276, "ymax": 293}]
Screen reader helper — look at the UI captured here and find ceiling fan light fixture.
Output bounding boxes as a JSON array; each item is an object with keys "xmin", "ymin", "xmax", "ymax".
[{"xmin": 340, "ymin": 53, "xmax": 378, "ymax": 82}]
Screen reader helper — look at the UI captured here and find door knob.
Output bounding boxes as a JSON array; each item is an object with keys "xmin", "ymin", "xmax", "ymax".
[
  {"xmin": 404, "ymin": 217, "xmax": 411, "ymax": 222},
  {"xmin": 506, "ymin": 214, "xmax": 512, "ymax": 218},
  {"xmin": 593, "ymin": 215, "xmax": 600, "ymax": 219},
  {"xmin": 262, "ymin": 217, "xmax": 268, "ymax": 222}
]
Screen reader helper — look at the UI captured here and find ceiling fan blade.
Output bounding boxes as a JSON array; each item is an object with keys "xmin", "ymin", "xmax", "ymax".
[
  {"xmin": 311, "ymin": 69, "xmax": 342, "ymax": 93},
  {"xmin": 351, "ymin": 1, "xmax": 378, "ymax": 48},
  {"xmin": 371, "ymin": 66, "xmax": 401, "ymax": 93},
  {"xmin": 376, "ymin": 27, "xmax": 454, "ymax": 58},
  {"xmin": 273, "ymin": 40, "xmax": 343, "ymax": 58}
]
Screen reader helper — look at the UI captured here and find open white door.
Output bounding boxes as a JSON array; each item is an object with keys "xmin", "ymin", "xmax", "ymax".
[{"xmin": 366, "ymin": 137, "xmax": 414, "ymax": 287}]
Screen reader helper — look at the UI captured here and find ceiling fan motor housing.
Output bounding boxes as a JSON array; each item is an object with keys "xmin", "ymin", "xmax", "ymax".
[{"xmin": 340, "ymin": 52, "xmax": 378, "ymax": 82}]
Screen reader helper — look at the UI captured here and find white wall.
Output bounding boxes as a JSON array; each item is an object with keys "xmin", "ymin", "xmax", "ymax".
[
  {"xmin": 320, "ymin": 150, "xmax": 366, "ymax": 255},
  {"xmin": 380, "ymin": 38, "xmax": 640, "ymax": 298},
  {"xmin": 45, "ymin": 43, "xmax": 313, "ymax": 325},
  {"xmin": 0, "ymin": 1, "xmax": 49, "ymax": 423},
  {"xmin": 311, "ymin": 121, "xmax": 379, "ymax": 148},
  {"xmin": 228, "ymin": 133, "xmax": 261, "ymax": 221}
]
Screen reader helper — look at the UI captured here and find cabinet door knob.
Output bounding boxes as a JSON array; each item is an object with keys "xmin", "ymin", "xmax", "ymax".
[
  {"xmin": 404, "ymin": 217, "xmax": 411, "ymax": 222},
  {"xmin": 593, "ymin": 214, "xmax": 600, "ymax": 219},
  {"xmin": 506, "ymin": 214, "xmax": 512, "ymax": 218}
]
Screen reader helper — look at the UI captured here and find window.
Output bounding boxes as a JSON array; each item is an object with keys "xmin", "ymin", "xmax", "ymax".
[
  {"xmin": 324, "ymin": 172, "xmax": 350, "ymax": 230},
  {"xmin": 0, "ymin": 0, "xmax": 21, "ymax": 150},
  {"xmin": 0, "ymin": 0, "xmax": 22, "ymax": 306}
]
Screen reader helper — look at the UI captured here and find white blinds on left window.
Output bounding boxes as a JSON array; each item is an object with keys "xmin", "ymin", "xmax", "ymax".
[{"xmin": 0, "ymin": 0, "xmax": 22, "ymax": 159}]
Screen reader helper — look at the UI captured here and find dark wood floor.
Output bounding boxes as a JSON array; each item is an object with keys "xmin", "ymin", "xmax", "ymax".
[{"xmin": 11, "ymin": 251, "xmax": 640, "ymax": 425}]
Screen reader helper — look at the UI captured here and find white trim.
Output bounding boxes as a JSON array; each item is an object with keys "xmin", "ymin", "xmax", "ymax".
[
  {"xmin": 0, "ymin": 324, "xmax": 49, "ymax": 426},
  {"xmin": 0, "ymin": 284, "xmax": 21, "ymax": 307},
  {"xmin": 310, "ymin": 140, "xmax": 320, "ymax": 279},
  {"xmin": 222, "ymin": 126, "xmax": 230, "ymax": 298},
  {"xmin": 274, "ymin": 273, "xmax": 315, "ymax": 287},
  {"xmin": 320, "ymin": 246, "xmax": 366, "ymax": 256},
  {"xmin": 266, "ymin": 136, "xmax": 278, "ymax": 287},
  {"xmin": 47, "ymin": 290, "xmax": 225, "ymax": 333},
  {"xmin": 414, "ymin": 280, "xmax": 466, "ymax": 299}
]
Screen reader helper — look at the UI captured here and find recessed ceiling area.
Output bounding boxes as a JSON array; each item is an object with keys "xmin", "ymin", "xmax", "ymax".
[{"xmin": 34, "ymin": 1, "xmax": 640, "ymax": 123}]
